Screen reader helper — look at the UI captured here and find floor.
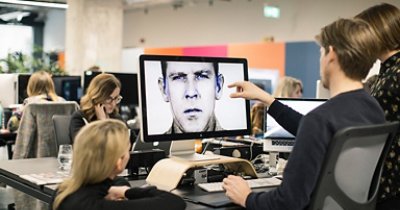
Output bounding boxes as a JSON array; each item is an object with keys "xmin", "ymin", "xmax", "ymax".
[{"xmin": 0, "ymin": 147, "xmax": 14, "ymax": 210}]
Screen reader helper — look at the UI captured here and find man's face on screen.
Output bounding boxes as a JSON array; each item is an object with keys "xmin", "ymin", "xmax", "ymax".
[{"xmin": 161, "ymin": 61, "xmax": 221, "ymax": 132}]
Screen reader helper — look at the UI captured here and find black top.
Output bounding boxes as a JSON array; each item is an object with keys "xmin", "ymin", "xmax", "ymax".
[
  {"xmin": 370, "ymin": 51, "xmax": 400, "ymax": 202},
  {"xmin": 246, "ymin": 89, "xmax": 385, "ymax": 210},
  {"xmin": 55, "ymin": 179, "xmax": 186, "ymax": 210},
  {"xmin": 69, "ymin": 110, "xmax": 123, "ymax": 143}
]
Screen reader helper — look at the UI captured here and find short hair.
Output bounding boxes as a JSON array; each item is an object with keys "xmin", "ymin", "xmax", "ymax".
[
  {"xmin": 273, "ymin": 76, "xmax": 303, "ymax": 98},
  {"xmin": 315, "ymin": 18, "xmax": 380, "ymax": 80},
  {"xmin": 53, "ymin": 119, "xmax": 129, "ymax": 210},
  {"xmin": 160, "ymin": 61, "xmax": 219, "ymax": 79},
  {"xmin": 355, "ymin": 3, "xmax": 400, "ymax": 54},
  {"xmin": 80, "ymin": 73, "xmax": 121, "ymax": 121},
  {"xmin": 27, "ymin": 70, "xmax": 58, "ymax": 101}
]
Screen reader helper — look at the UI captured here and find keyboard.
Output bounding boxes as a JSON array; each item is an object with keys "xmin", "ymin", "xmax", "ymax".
[
  {"xmin": 198, "ymin": 177, "xmax": 282, "ymax": 192},
  {"xmin": 263, "ymin": 139, "xmax": 295, "ymax": 153}
]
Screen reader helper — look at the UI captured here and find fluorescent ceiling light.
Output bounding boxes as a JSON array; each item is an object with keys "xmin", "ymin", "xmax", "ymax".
[{"xmin": 0, "ymin": 0, "xmax": 68, "ymax": 9}]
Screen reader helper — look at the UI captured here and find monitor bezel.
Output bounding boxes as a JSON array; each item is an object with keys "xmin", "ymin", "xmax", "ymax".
[{"xmin": 139, "ymin": 54, "xmax": 251, "ymax": 142}]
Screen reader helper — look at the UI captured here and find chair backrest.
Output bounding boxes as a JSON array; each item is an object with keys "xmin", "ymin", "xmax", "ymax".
[
  {"xmin": 13, "ymin": 102, "xmax": 79, "ymax": 159},
  {"xmin": 53, "ymin": 115, "xmax": 73, "ymax": 154},
  {"xmin": 308, "ymin": 121, "xmax": 399, "ymax": 210}
]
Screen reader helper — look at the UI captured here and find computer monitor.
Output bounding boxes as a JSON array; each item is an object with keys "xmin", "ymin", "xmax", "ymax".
[
  {"xmin": 83, "ymin": 71, "xmax": 139, "ymax": 106},
  {"xmin": 139, "ymin": 54, "xmax": 251, "ymax": 161},
  {"xmin": 52, "ymin": 76, "xmax": 82, "ymax": 102},
  {"xmin": 0, "ymin": 74, "xmax": 17, "ymax": 108},
  {"xmin": 17, "ymin": 74, "xmax": 31, "ymax": 104}
]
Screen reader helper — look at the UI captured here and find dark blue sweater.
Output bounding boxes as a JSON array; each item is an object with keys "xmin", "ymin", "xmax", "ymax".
[{"xmin": 246, "ymin": 89, "xmax": 385, "ymax": 210}]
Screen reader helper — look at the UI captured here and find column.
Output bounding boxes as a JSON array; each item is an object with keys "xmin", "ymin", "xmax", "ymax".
[{"xmin": 65, "ymin": 0, "xmax": 123, "ymax": 75}]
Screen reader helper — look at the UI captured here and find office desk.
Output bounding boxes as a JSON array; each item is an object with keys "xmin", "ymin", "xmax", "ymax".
[{"xmin": 0, "ymin": 158, "xmax": 274, "ymax": 209}]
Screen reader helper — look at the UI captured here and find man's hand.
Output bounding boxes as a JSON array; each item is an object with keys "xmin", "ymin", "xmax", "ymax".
[
  {"xmin": 228, "ymin": 81, "xmax": 275, "ymax": 106},
  {"xmin": 222, "ymin": 175, "xmax": 252, "ymax": 207}
]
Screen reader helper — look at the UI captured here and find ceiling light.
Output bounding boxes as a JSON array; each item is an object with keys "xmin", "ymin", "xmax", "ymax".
[{"xmin": 0, "ymin": 0, "xmax": 68, "ymax": 9}]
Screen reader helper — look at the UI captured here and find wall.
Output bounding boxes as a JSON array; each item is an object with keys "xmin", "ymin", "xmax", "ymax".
[{"xmin": 123, "ymin": 0, "xmax": 400, "ymax": 48}]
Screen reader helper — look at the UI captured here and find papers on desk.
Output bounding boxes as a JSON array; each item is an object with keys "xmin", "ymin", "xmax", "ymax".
[{"xmin": 20, "ymin": 172, "xmax": 69, "ymax": 185}]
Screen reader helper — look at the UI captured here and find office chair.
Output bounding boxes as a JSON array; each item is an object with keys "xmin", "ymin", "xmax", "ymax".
[
  {"xmin": 52, "ymin": 115, "xmax": 73, "ymax": 153},
  {"xmin": 11, "ymin": 102, "xmax": 79, "ymax": 210},
  {"xmin": 308, "ymin": 121, "xmax": 399, "ymax": 210}
]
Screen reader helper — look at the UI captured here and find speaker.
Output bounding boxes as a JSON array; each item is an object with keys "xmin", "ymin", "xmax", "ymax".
[{"xmin": 213, "ymin": 145, "xmax": 263, "ymax": 160}]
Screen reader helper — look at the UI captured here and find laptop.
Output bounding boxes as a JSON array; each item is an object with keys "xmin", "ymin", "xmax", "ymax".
[{"xmin": 263, "ymin": 98, "xmax": 327, "ymax": 152}]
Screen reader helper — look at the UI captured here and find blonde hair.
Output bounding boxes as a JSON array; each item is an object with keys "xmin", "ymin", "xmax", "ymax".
[
  {"xmin": 273, "ymin": 76, "xmax": 303, "ymax": 98},
  {"xmin": 27, "ymin": 70, "xmax": 58, "ymax": 101},
  {"xmin": 53, "ymin": 119, "xmax": 130, "ymax": 210},
  {"xmin": 80, "ymin": 73, "xmax": 121, "ymax": 122}
]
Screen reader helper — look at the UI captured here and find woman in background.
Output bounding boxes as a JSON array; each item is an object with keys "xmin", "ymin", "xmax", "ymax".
[
  {"xmin": 355, "ymin": 3, "xmax": 400, "ymax": 209},
  {"xmin": 53, "ymin": 119, "xmax": 185, "ymax": 210},
  {"xmin": 273, "ymin": 76, "xmax": 303, "ymax": 98},
  {"xmin": 250, "ymin": 76, "xmax": 303, "ymax": 136},
  {"xmin": 23, "ymin": 70, "xmax": 65, "ymax": 106},
  {"xmin": 69, "ymin": 73, "xmax": 122, "ymax": 141},
  {"xmin": 7, "ymin": 70, "xmax": 65, "ymax": 132}
]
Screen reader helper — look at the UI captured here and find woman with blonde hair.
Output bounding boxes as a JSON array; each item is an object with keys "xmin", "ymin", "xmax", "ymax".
[
  {"xmin": 273, "ymin": 76, "xmax": 303, "ymax": 98},
  {"xmin": 53, "ymin": 119, "xmax": 185, "ymax": 210},
  {"xmin": 23, "ymin": 70, "xmax": 65, "ymax": 105},
  {"xmin": 69, "ymin": 73, "xmax": 123, "ymax": 141}
]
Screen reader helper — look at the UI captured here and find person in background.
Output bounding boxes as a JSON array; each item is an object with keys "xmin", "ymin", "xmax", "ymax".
[
  {"xmin": 7, "ymin": 70, "xmax": 65, "ymax": 132},
  {"xmin": 23, "ymin": 70, "xmax": 65, "ymax": 106},
  {"xmin": 355, "ymin": 3, "xmax": 400, "ymax": 209},
  {"xmin": 52, "ymin": 119, "xmax": 186, "ymax": 210},
  {"xmin": 250, "ymin": 76, "xmax": 302, "ymax": 137},
  {"xmin": 69, "ymin": 73, "xmax": 123, "ymax": 142},
  {"xmin": 223, "ymin": 18, "xmax": 384, "ymax": 210},
  {"xmin": 273, "ymin": 76, "xmax": 303, "ymax": 98}
]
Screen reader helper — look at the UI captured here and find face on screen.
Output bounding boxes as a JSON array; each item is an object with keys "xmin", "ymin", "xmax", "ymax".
[{"xmin": 158, "ymin": 61, "xmax": 224, "ymax": 132}]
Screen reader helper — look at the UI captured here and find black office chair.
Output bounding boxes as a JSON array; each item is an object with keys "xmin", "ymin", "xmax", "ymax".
[
  {"xmin": 308, "ymin": 121, "xmax": 399, "ymax": 210},
  {"xmin": 52, "ymin": 115, "xmax": 73, "ymax": 153}
]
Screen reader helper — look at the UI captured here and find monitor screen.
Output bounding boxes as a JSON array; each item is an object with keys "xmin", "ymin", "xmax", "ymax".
[
  {"xmin": 52, "ymin": 76, "xmax": 82, "ymax": 103},
  {"xmin": 17, "ymin": 74, "xmax": 31, "ymax": 104},
  {"xmin": 265, "ymin": 98, "xmax": 326, "ymax": 139},
  {"xmin": 83, "ymin": 71, "xmax": 139, "ymax": 106},
  {"xmin": 139, "ymin": 55, "xmax": 251, "ymax": 142}
]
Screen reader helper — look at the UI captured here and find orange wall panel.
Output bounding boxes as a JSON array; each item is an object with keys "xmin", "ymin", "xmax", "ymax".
[
  {"xmin": 144, "ymin": 47, "xmax": 183, "ymax": 56},
  {"xmin": 228, "ymin": 43, "xmax": 285, "ymax": 76}
]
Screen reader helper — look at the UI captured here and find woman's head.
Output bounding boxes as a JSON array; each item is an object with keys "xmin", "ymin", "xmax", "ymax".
[
  {"xmin": 27, "ymin": 70, "xmax": 58, "ymax": 101},
  {"xmin": 53, "ymin": 119, "xmax": 129, "ymax": 210},
  {"xmin": 355, "ymin": 3, "xmax": 400, "ymax": 57},
  {"xmin": 273, "ymin": 76, "xmax": 303, "ymax": 98},
  {"xmin": 80, "ymin": 73, "xmax": 121, "ymax": 121},
  {"xmin": 72, "ymin": 119, "xmax": 130, "ymax": 184}
]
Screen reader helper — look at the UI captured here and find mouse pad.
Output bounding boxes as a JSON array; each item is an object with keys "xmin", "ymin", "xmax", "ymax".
[{"xmin": 183, "ymin": 193, "xmax": 235, "ymax": 208}]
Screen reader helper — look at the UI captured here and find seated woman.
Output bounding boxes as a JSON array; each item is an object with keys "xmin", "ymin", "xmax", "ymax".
[
  {"xmin": 7, "ymin": 70, "xmax": 65, "ymax": 132},
  {"xmin": 69, "ymin": 73, "xmax": 123, "ymax": 142},
  {"xmin": 52, "ymin": 119, "xmax": 186, "ymax": 210},
  {"xmin": 23, "ymin": 70, "xmax": 66, "ymax": 105}
]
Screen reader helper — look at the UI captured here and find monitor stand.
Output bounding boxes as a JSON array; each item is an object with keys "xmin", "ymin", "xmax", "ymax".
[{"xmin": 169, "ymin": 139, "xmax": 220, "ymax": 162}]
